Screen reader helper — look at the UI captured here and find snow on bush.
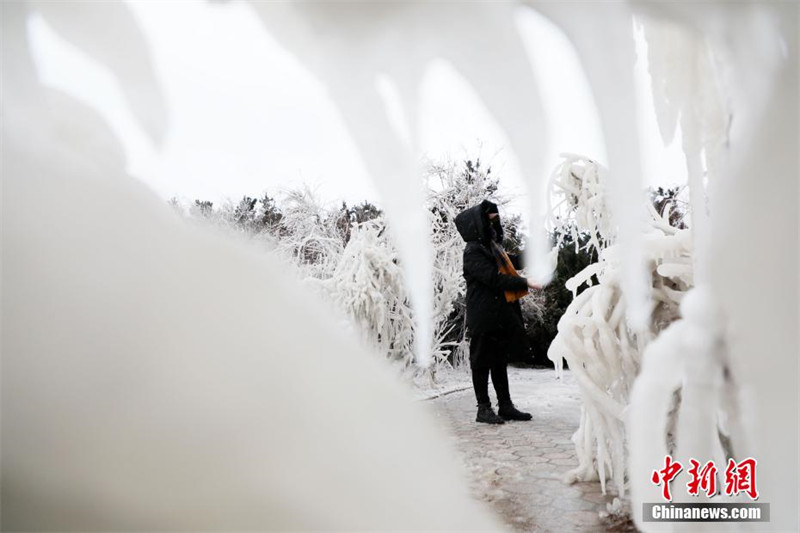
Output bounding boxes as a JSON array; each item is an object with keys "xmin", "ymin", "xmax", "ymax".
[
  {"xmin": 174, "ymin": 160, "xmax": 541, "ymax": 376},
  {"xmin": 273, "ymin": 187, "xmax": 347, "ymax": 280},
  {"xmin": 425, "ymin": 159, "xmax": 508, "ymax": 370},
  {"xmin": 317, "ymin": 220, "xmax": 415, "ymax": 365}
]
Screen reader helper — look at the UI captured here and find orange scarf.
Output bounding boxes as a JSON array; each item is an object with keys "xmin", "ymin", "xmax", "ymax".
[{"xmin": 492, "ymin": 243, "xmax": 528, "ymax": 303}]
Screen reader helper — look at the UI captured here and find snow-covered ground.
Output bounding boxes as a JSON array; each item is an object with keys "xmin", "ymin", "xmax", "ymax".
[
  {"xmin": 411, "ymin": 366, "xmax": 575, "ymax": 405},
  {"xmin": 409, "ymin": 366, "xmax": 473, "ymax": 401},
  {"xmin": 426, "ymin": 367, "xmax": 633, "ymax": 532}
]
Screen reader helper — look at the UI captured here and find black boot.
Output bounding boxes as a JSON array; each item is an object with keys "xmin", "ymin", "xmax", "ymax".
[
  {"xmin": 476, "ymin": 403, "xmax": 505, "ymax": 424},
  {"xmin": 498, "ymin": 403, "xmax": 532, "ymax": 421}
]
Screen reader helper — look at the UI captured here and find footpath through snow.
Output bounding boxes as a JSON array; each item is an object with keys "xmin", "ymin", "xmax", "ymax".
[{"xmin": 425, "ymin": 368, "xmax": 635, "ymax": 532}]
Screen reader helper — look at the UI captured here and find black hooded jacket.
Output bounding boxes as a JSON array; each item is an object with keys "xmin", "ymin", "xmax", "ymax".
[{"xmin": 455, "ymin": 200, "xmax": 528, "ymax": 334}]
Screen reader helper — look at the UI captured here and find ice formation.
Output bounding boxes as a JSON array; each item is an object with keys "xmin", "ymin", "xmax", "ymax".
[
  {"xmin": 310, "ymin": 161, "xmax": 520, "ymax": 374},
  {"xmin": 546, "ymin": 155, "xmax": 693, "ymax": 497},
  {"xmin": 5, "ymin": 148, "xmax": 506, "ymax": 530},
  {"xmin": 173, "ymin": 161, "xmax": 513, "ymax": 375},
  {"xmin": 531, "ymin": 2, "xmax": 654, "ymax": 329},
  {"xmin": 3, "ymin": 2, "xmax": 502, "ymax": 530},
  {"xmin": 247, "ymin": 1, "xmax": 552, "ymax": 365},
  {"xmin": 627, "ymin": 5, "xmax": 797, "ymax": 530},
  {"xmin": 637, "ymin": 14, "xmax": 728, "ymax": 283},
  {"xmin": 546, "ymin": 8, "xmax": 797, "ymax": 529},
  {"xmin": 316, "ymin": 220, "xmax": 415, "ymax": 365},
  {"xmin": 4, "ymin": 0, "xmax": 797, "ymax": 530},
  {"xmin": 628, "ymin": 286, "xmax": 733, "ymax": 521}
]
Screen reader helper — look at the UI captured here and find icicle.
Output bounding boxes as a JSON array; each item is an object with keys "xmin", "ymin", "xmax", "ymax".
[{"xmin": 2, "ymin": 4, "xmax": 505, "ymax": 528}]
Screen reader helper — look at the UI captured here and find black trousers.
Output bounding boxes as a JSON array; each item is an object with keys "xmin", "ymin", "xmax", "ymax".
[
  {"xmin": 471, "ymin": 362, "xmax": 512, "ymax": 407},
  {"xmin": 469, "ymin": 330, "xmax": 512, "ymax": 406}
]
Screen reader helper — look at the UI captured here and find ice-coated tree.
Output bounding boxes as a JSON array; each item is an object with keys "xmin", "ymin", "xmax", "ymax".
[
  {"xmin": 318, "ymin": 159, "xmax": 530, "ymax": 372},
  {"xmin": 546, "ymin": 154, "xmax": 694, "ymax": 498},
  {"xmin": 175, "ymin": 159, "xmax": 540, "ymax": 373}
]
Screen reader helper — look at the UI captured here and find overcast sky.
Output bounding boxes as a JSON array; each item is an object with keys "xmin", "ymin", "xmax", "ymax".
[{"xmin": 27, "ymin": 0, "xmax": 686, "ymax": 214}]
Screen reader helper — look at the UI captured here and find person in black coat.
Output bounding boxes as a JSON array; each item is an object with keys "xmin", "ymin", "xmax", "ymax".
[{"xmin": 455, "ymin": 200, "xmax": 541, "ymax": 424}]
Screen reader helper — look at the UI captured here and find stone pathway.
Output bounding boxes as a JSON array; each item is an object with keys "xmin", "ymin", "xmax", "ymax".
[{"xmin": 427, "ymin": 367, "xmax": 630, "ymax": 532}]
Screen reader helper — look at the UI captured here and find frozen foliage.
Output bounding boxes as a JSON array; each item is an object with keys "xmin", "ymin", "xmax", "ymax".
[
  {"xmin": 519, "ymin": 288, "xmax": 546, "ymax": 331},
  {"xmin": 625, "ymin": 6, "xmax": 798, "ymax": 530},
  {"xmin": 5, "ymin": 1, "xmax": 798, "ymax": 530},
  {"xmin": 173, "ymin": 160, "xmax": 536, "ymax": 376},
  {"xmin": 547, "ymin": 155, "xmax": 694, "ymax": 497},
  {"xmin": 317, "ymin": 220, "xmax": 415, "ymax": 365},
  {"xmin": 628, "ymin": 287, "xmax": 734, "ymax": 515},
  {"xmin": 272, "ymin": 188, "xmax": 347, "ymax": 280},
  {"xmin": 545, "ymin": 9, "xmax": 798, "ymax": 530},
  {"xmin": 425, "ymin": 160, "xmax": 520, "ymax": 369},
  {"xmin": 321, "ymin": 160, "xmax": 540, "ymax": 374},
  {"xmin": 249, "ymin": 1, "xmax": 558, "ymax": 367},
  {"xmin": 547, "ymin": 154, "xmax": 615, "ymax": 255}
]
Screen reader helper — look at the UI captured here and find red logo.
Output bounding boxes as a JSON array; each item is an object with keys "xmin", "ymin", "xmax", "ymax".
[
  {"xmin": 651, "ymin": 455, "xmax": 683, "ymax": 501},
  {"xmin": 687, "ymin": 459, "xmax": 717, "ymax": 497},
  {"xmin": 651, "ymin": 456, "xmax": 759, "ymax": 501},
  {"xmin": 724, "ymin": 457, "xmax": 759, "ymax": 500}
]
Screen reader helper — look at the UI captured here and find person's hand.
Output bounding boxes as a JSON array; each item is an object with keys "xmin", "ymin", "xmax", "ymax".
[{"xmin": 527, "ymin": 279, "xmax": 542, "ymax": 290}]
